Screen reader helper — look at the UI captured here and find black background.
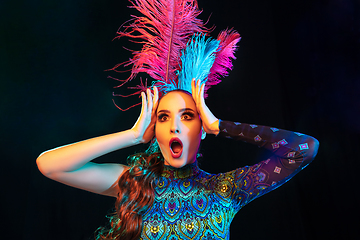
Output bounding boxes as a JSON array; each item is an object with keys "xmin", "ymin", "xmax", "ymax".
[{"xmin": 1, "ymin": 0, "xmax": 359, "ymax": 239}]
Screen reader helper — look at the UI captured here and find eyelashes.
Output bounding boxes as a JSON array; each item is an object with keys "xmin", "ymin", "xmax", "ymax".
[
  {"xmin": 181, "ymin": 111, "xmax": 195, "ymax": 120},
  {"xmin": 157, "ymin": 111, "xmax": 195, "ymax": 122},
  {"xmin": 157, "ymin": 113, "xmax": 168, "ymax": 122}
]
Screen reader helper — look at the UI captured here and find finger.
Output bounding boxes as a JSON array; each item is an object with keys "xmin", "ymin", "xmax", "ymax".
[
  {"xmin": 192, "ymin": 78, "xmax": 198, "ymax": 106},
  {"xmin": 140, "ymin": 91, "xmax": 147, "ymax": 116},
  {"xmin": 196, "ymin": 79, "xmax": 201, "ymax": 105},
  {"xmin": 200, "ymin": 83, "xmax": 205, "ymax": 103},
  {"xmin": 191, "ymin": 78, "xmax": 196, "ymax": 101},
  {"xmin": 146, "ymin": 88, "xmax": 153, "ymax": 116},
  {"xmin": 152, "ymin": 86, "xmax": 159, "ymax": 114},
  {"xmin": 193, "ymin": 78, "xmax": 200, "ymax": 110}
]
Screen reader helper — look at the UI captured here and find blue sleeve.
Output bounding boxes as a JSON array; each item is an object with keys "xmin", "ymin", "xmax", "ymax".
[{"xmin": 217, "ymin": 120, "xmax": 319, "ymax": 210}]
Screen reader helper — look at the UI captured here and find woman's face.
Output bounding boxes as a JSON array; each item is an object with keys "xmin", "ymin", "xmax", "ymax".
[{"xmin": 155, "ymin": 91, "xmax": 203, "ymax": 168}]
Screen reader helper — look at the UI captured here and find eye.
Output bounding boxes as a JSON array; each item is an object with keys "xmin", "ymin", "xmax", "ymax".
[
  {"xmin": 158, "ymin": 113, "xmax": 169, "ymax": 122},
  {"xmin": 181, "ymin": 111, "xmax": 195, "ymax": 120}
]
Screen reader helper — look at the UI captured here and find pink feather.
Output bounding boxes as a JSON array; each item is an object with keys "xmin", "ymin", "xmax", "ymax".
[
  {"xmin": 110, "ymin": 0, "xmax": 209, "ymax": 88},
  {"xmin": 206, "ymin": 29, "xmax": 241, "ymax": 92}
]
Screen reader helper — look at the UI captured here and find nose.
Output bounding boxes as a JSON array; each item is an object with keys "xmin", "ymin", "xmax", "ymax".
[
  {"xmin": 170, "ymin": 118, "xmax": 181, "ymax": 134},
  {"xmin": 171, "ymin": 128, "xmax": 180, "ymax": 134}
]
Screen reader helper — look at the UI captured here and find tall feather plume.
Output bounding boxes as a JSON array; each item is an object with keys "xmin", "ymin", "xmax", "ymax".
[
  {"xmin": 110, "ymin": 0, "xmax": 240, "ymax": 110},
  {"xmin": 110, "ymin": 0, "xmax": 209, "ymax": 92},
  {"xmin": 206, "ymin": 29, "xmax": 241, "ymax": 91}
]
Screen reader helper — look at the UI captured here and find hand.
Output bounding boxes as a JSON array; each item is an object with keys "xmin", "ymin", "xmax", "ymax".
[
  {"xmin": 131, "ymin": 87, "xmax": 159, "ymax": 143},
  {"xmin": 191, "ymin": 79, "xmax": 219, "ymax": 135}
]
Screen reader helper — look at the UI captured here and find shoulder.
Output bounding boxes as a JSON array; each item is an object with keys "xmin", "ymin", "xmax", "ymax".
[{"xmin": 194, "ymin": 167, "xmax": 247, "ymax": 191}]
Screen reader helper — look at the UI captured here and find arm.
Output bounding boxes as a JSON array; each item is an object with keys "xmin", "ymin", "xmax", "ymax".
[
  {"xmin": 36, "ymin": 88, "xmax": 158, "ymax": 197},
  {"xmin": 36, "ymin": 130, "xmax": 136, "ymax": 197},
  {"xmin": 191, "ymin": 78, "xmax": 318, "ymax": 164},
  {"xmin": 192, "ymin": 79, "xmax": 319, "ymax": 206},
  {"xmin": 218, "ymin": 120, "xmax": 319, "ymax": 164},
  {"xmin": 218, "ymin": 120, "xmax": 319, "ymax": 206}
]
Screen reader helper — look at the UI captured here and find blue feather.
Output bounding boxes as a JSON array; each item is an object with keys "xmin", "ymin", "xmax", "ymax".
[
  {"xmin": 153, "ymin": 33, "xmax": 220, "ymax": 95},
  {"xmin": 177, "ymin": 34, "xmax": 220, "ymax": 93}
]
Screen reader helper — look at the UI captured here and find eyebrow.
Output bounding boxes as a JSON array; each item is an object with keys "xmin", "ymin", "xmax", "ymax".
[{"xmin": 157, "ymin": 108, "xmax": 195, "ymax": 114}]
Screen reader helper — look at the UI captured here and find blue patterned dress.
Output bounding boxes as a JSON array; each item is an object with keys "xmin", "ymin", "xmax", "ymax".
[{"xmin": 140, "ymin": 120, "xmax": 319, "ymax": 240}]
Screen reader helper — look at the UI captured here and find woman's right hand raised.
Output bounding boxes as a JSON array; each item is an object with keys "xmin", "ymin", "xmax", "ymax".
[{"xmin": 131, "ymin": 87, "xmax": 159, "ymax": 144}]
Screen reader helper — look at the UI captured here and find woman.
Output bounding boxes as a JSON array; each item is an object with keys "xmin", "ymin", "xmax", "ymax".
[
  {"xmin": 37, "ymin": 79, "xmax": 319, "ymax": 239},
  {"xmin": 37, "ymin": 1, "xmax": 319, "ymax": 238}
]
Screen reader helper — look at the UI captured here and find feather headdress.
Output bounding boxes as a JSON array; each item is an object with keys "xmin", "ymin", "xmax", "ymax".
[{"xmin": 111, "ymin": 0, "xmax": 240, "ymax": 110}]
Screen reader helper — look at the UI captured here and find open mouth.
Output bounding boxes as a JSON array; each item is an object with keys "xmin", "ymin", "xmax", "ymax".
[{"xmin": 169, "ymin": 137, "xmax": 183, "ymax": 158}]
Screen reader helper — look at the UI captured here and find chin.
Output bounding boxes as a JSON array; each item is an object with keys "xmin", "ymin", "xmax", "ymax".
[
  {"xmin": 164, "ymin": 154, "xmax": 195, "ymax": 168},
  {"xmin": 165, "ymin": 159, "xmax": 187, "ymax": 168}
]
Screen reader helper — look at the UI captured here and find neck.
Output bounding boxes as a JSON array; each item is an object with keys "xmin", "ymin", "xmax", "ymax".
[{"xmin": 161, "ymin": 161, "xmax": 200, "ymax": 179}]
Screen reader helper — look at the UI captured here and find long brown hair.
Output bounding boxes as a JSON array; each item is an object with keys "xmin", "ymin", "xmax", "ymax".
[
  {"xmin": 96, "ymin": 90, "xmax": 200, "ymax": 239},
  {"xmin": 95, "ymin": 141, "xmax": 164, "ymax": 240}
]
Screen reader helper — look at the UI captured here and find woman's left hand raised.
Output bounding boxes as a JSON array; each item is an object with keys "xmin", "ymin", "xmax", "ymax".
[{"xmin": 191, "ymin": 79, "xmax": 220, "ymax": 135}]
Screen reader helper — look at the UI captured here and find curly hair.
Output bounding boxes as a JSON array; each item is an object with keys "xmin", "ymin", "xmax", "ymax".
[
  {"xmin": 95, "ymin": 89, "xmax": 203, "ymax": 239},
  {"xmin": 95, "ymin": 140, "xmax": 164, "ymax": 240}
]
